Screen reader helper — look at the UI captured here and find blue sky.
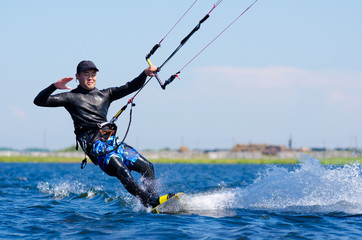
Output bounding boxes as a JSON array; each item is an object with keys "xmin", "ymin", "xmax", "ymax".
[{"xmin": 1, "ymin": 0, "xmax": 362, "ymax": 150}]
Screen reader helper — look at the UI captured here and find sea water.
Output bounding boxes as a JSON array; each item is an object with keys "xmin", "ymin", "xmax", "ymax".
[{"xmin": 0, "ymin": 154, "xmax": 361, "ymax": 239}]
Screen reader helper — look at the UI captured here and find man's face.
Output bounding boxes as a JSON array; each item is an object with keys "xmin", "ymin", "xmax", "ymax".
[{"xmin": 76, "ymin": 69, "xmax": 97, "ymax": 90}]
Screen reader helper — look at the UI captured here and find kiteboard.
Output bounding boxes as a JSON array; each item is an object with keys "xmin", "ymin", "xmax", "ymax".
[{"xmin": 151, "ymin": 192, "xmax": 187, "ymax": 214}]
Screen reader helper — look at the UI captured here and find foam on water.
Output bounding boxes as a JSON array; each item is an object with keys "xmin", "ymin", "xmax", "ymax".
[
  {"xmin": 185, "ymin": 154, "xmax": 362, "ymax": 215},
  {"xmin": 37, "ymin": 176, "xmax": 147, "ymax": 210},
  {"xmin": 37, "ymin": 180, "xmax": 102, "ymax": 200}
]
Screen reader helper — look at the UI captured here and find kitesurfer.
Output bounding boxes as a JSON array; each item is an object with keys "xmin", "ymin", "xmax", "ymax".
[{"xmin": 34, "ymin": 60, "xmax": 171, "ymax": 208}]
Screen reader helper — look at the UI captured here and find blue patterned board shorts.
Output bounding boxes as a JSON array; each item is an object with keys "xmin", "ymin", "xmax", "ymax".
[{"xmin": 91, "ymin": 136, "xmax": 140, "ymax": 171}]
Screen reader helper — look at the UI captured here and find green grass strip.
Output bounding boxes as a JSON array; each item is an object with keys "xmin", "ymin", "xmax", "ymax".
[{"xmin": 1, "ymin": 156, "xmax": 361, "ymax": 165}]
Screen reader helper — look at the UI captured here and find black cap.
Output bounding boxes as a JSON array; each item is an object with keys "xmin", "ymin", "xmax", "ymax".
[{"xmin": 76, "ymin": 60, "xmax": 99, "ymax": 74}]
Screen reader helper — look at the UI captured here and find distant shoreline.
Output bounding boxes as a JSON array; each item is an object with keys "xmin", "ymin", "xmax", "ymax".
[{"xmin": 0, "ymin": 156, "xmax": 360, "ymax": 165}]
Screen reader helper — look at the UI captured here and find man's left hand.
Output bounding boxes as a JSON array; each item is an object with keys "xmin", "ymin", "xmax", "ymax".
[{"xmin": 144, "ymin": 65, "xmax": 158, "ymax": 77}]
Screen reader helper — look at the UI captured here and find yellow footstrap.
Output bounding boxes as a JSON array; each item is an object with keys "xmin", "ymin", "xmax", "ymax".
[{"xmin": 159, "ymin": 194, "xmax": 169, "ymax": 205}]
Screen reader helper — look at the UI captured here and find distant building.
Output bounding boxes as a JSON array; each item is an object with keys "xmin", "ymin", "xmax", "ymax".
[
  {"xmin": 178, "ymin": 145, "xmax": 190, "ymax": 153},
  {"xmin": 311, "ymin": 147, "xmax": 327, "ymax": 152},
  {"xmin": 231, "ymin": 143, "xmax": 291, "ymax": 156}
]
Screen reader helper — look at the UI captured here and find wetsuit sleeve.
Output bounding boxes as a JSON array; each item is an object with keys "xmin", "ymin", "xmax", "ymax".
[
  {"xmin": 33, "ymin": 84, "xmax": 67, "ymax": 107},
  {"xmin": 108, "ymin": 71, "xmax": 147, "ymax": 102}
]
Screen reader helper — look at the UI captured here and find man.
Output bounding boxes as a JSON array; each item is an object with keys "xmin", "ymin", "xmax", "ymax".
[{"xmin": 34, "ymin": 60, "xmax": 173, "ymax": 208}]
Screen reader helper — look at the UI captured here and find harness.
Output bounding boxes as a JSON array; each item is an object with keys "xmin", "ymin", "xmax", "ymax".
[{"xmin": 75, "ymin": 122, "xmax": 119, "ymax": 169}]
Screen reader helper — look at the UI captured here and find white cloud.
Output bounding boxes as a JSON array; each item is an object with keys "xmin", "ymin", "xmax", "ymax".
[
  {"xmin": 195, "ymin": 66, "xmax": 362, "ymax": 88},
  {"xmin": 197, "ymin": 66, "xmax": 307, "ymax": 88},
  {"xmin": 194, "ymin": 66, "xmax": 362, "ymax": 110},
  {"xmin": 10, "ymin": 106, "xmax": 27, "ymax": 119},
  {"xmin": 327, "ymin": 90, "xmax": 361, "ymax": 111}
]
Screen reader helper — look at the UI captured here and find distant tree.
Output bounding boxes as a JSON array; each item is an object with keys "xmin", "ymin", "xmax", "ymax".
[
  {"xmin": 24, "ymin": 148, "xmax": 49, "ymax": 152},
  {"xmin": 59, "ymin": 145, "xmax": 78, "ymax": 152},
  {"xmin": 0, "ymin": 147, "xmax": 13, "ymax": 151},
  {"xmin": 159, "ymin": 147, "xmax": 171, "ymax": 151}
]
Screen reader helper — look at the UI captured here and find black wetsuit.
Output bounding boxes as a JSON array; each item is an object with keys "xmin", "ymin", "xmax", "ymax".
[{"xmin": 34, "ymin": 72, "xmax": 159, "ymax": 207}]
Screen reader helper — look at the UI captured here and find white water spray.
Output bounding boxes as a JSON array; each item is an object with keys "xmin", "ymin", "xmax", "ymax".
[{"xmin": 185, "ymin": 154, "xmax": 362, "ymax": 214}]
